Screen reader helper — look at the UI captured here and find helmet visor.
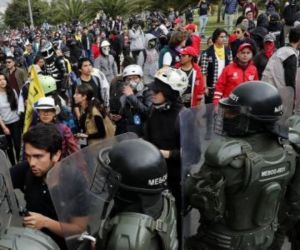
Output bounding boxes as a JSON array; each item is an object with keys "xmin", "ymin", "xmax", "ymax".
[{"xmin": 215, "ymin": 104, "xmax": 249, "ymax": 136}]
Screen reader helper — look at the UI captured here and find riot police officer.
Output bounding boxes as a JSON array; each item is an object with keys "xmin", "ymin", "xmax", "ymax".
[
  {"xmin": 184, "ymin": 81, "xmax": 300, "ymax": 250},
  {"xmin": 97, "ymin": 138, "xmax": 178, "ymax": 250}
]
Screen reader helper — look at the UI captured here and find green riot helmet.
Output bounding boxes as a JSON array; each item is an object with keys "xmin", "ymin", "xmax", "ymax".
[
  {"xmin": 215, "ymin": 81, "xmax": 283, "ymax": 136},
  {"xmin": 39, "ymin": 75, "xmax": 57, "ymax": 95},
  {"xmin": 107, "ymin": 139, "xmax": 168, "ymax": 193}
]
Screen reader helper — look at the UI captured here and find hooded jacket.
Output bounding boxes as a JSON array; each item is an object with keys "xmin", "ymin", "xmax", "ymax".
[
  {"xmin": 250, "ymin": 14, "xmax": 269, "ymax": 50},
  {"xmin": 143, "ymin": 33, "xmax": 159, "ymax": 85}
]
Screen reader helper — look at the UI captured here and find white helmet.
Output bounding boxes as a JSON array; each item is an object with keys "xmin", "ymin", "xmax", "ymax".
[
  {"xmin": 100, "ymin": 40, "xmax": 111, "ymax": 47},
  {"xmin": 123, "ymin": 64, "xmax": 143, "ymax": 79},
  {"xmin": 154, "ymin": 67, "xmax": 188, "ymax": 96}
]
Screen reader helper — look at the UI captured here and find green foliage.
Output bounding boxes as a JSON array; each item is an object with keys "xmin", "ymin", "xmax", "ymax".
[
  {"xmin": 47, "ymin": 0, "xmax": 90, "ymax": 24},
  {"xmin": 87, "ymin": 0, "xmax": 153, "ymax": 19},
  {"xmin": 4, "ymin": 0, "xmax": 49, "ymax": 28}
]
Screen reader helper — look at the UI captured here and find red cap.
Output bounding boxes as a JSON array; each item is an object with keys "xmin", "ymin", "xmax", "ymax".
[
  {"xmin": 185, "ymin": 23, "xmax": 196, "ymax": 31},
  {"xmin": 237, "ymin": 43, "xmax": 253, "ymax": 53},
  {"xmin": 180, "ymin": 46, "xmax": 198, "ymax": 57}
]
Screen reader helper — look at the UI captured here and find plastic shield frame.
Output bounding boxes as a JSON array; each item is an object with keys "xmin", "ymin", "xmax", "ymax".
[
  {"xmin": 46, "ymin": 133, "xmax": 138, "ymax": 250},
  {"xmin": 0, "ymin": 150, "xmax": 22, "ymax": 232},
  {"xmin": 180, "ymin": 104, "xmax": 220, "ymax": 245}
]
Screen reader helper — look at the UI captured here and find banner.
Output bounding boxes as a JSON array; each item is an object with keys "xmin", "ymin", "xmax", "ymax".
[{"xmin": 23, "ymin": 67, "xmax": 45, "ymax": 133}]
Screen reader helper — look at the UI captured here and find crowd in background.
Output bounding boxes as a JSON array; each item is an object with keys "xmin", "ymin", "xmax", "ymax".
[{"xmin": 2, "ymin": 0, "xmax": 300, "ymax": 248}]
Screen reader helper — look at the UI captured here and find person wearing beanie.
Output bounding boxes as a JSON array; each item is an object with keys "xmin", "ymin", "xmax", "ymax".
[
  {"xmin": 253, "ymin": 33, "xmax": 276, "ymax": 79},
  {"xmin": 213, "ymin": 43, "xmax": 259, "ymax": 106}
]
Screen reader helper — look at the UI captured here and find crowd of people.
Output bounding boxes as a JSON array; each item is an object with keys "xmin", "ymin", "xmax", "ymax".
[{"xmin": 2, "ymin": 0, "xmax": 300, "ymax": 249}]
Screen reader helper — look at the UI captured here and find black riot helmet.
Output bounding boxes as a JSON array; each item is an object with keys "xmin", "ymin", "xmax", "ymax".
[
  {"xmin": 107, "ymin": 139, "xmax": 168, "ymax": 194},
  {"xmin": 215, "ymin": 81, "xmax": 283, "ymax": 136}
]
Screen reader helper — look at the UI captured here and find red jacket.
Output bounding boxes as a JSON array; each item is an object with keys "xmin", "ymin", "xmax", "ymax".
[
  {"xmin": 91, "ymin": 43, "xmax": 101, "ymax": 59},
  {"xmin": 175, "ymin": 62, "xmax": 205, "ymax": 107},
  {"xmin": 213, "ymin": 61, "xmax": 259, "ymax": 105},
  {"xmin": 191, "ymin": 34, "xmax": 201, "ymax": 56}
]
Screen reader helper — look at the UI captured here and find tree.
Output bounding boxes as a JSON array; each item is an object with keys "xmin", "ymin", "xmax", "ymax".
[
  {"xmin": 48, "ymin": 0, "xmax": 90, "ymax": 24},
  {"xmin": 87, "ymin": 0, "xmax": 152, "ymax": 19},
  {"xmin": 4, "ymin": 0, "xmax": 49, "ymax": 28},
  {"xmin": 149, "ymin": 0, "xmax": 196, "ymax": 13}
]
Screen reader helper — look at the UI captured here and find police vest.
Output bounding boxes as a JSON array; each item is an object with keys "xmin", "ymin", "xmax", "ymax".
[
  {"xmin": 189, "ymin": 133, "xmax": 296, "ymax": 249},
  {"xmin": 103, "ymin": 191, "xmax": 178, "ymax": 250}
]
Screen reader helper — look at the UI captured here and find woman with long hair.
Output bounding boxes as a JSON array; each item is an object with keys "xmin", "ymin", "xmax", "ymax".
[
  {"xmin": 0, "ymin": 73, "xmax": 21, "ymax": 165},
  {"xmin": 73, "ymin": 83, "xmax": 106, "ymax": 146}
]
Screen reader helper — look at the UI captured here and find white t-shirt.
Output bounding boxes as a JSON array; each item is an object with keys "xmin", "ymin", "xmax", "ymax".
[
  {"xmin": 0, "ymin": 90, "xmax": 19, "ymax": 124},
  {"xmin": 217, "ymin": 57, "xmax": 225, "ymax": 78},
  {"xmin": 162, "ymin": 52, "xmax": 172, "ymax": 66}
]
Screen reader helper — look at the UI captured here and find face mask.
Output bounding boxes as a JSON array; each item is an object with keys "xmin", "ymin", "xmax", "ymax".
[
  {"xmin": 129, "ymin": 80, "xmax": 144, "ymax": 92},
  {"xmin": 148, "ymin": 40, "xmax": 157, "ymax": 49},
  {"xmin": 102, "ymin": 46, "xmax": 110, "ymax": 56}
]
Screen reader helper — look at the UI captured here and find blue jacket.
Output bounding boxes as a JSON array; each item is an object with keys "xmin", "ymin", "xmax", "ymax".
[{"xmin": 224, "ymin": 0, "xmax": 238, "ymax": 14}]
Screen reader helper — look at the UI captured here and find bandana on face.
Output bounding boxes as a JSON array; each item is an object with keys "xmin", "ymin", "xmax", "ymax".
[{"xmin": 264, "ymin": 42, "xmax": 275, "ymax": 59}]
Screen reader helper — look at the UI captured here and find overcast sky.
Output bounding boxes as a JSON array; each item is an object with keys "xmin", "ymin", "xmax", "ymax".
[{"xmin": 0, "ymin": 0, "xmax": 10, "ymax": 13}]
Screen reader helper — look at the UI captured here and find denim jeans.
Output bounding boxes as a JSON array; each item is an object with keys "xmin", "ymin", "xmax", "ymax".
[
  {"xmin": 224, "ymin": 13, "xmax": 234, "ymax": 33},
  {"xmin": 199, "ymin": 15, "xmax": 208, "ymax": 36}
]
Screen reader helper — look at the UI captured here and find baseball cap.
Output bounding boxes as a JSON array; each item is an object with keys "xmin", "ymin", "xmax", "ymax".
[
  {"xmin": 180, "ymin": 46, "xmax": 198, "ymax": 57},
  {"xmin": 237, "ymin": 43, "xmax": 253, "ymax": 53},
  {"xmin": 185, "ymin": 23, "xmax": 196, "ymax": 31}
]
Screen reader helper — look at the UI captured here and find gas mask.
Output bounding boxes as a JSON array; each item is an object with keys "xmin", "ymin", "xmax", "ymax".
[
  {"xmin": 128, "ymin": 80, "xmax": 144, "ymax": 92},
  {"xmin": 148, "ymin": 39, "xmax": 157, "ymax": 49},
  {"xmin": 102, "ymin": 46, "xmax": 110, "ymax": 56}
]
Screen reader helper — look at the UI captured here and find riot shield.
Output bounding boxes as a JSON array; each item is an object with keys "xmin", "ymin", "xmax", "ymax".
[
  {"xmin": 180, "ymin": 104, "xmax": 219, "ymax": 176},
  {"xmin": 277, "ymin": 86, "xmax": 295, "ymax": 126},
  {"xmin": 46, "ymin": 133, "xmax": 138, "ymax": 250},
  {"xmin": 0, "ymin": 150, "xmax": 22, "ymax": 232},
  {"xmin": 180, "ymin": 104, "xmax": 220, "ymax": 245}
]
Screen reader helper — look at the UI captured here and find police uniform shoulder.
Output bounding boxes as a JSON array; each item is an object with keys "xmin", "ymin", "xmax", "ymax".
[
  {"xmin": 107, "ymin": 212, "xmax": 161, "ymax": 249},
  {"xmin": 205, "ymin": 137, "xmax": 246, "ymax": 167}
]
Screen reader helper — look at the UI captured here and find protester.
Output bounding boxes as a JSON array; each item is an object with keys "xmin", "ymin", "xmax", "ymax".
[
  {"xmin": 0, "ymin": 73, "xmax": 21, "ymax": 165},
  {"xmin": 159, "ymin": 31, "xmax": 186, "ymax": 68},
  {"xmin": 253, "ymin": 34, "xmax": 276, "ymax": 79},
  {"xmin": 262, "ymin": 25, "xmax": 300, "ymax": 90},
  {"xmin": 3, "ymin": 56, "xmax": 28, "ymax": 95},
  {"xmin": 73, "ymin": 84, "xmax": 106, "ymax": 146},
  {"xmin": 213, "ymin": 43, "xmax": 259, "ymax": 106},
  {"xmin": 200, "ymin": 28, "xmax": 232, "ymax": 139},
  {"xmin": 197, "ymin": 0, "xmax": 210, "ymax": 38},
  {"xmin": 34, "ymin": 96, "xmax": 79, "ymax": 158},
  {"xmin": 175, "ymin": 46, "xmax": 204, "ymax": 107}
]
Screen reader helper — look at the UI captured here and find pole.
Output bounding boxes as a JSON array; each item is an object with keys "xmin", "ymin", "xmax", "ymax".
[{"xmin": 27, "ymin": 0, "xmax": 34, "ymax": 29}]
